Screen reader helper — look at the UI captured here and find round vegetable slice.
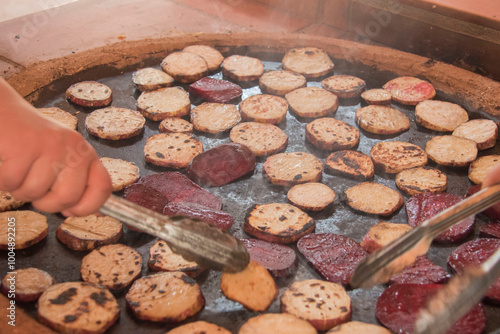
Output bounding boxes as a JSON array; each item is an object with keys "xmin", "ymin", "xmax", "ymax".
[
  {"xmin": 85, "ymin": 107, "xmax": 145, "ymax": 140},
  {"xmin": 239, "ymin": 94, "xmax": 288, "ymax": 124},
  {"xmin": 0, "ymin": 191, "xmax": 26, "ymax": 212},
  {"xmin": 239, "ymin": 313, "xmax": 317, "ymax": 334},
  {"xmin": 100, "ymin": 157, "xmax": 140, "ymax": 192},
  {"xmin": 161, "ymin": 51, "xmax": 209, "ymax": 83},
  {"xmin": 168, "ymin": 321, "xmax": 231, "ymax": 334},
  {"xmin": 361, "ymin": 89, "xmax": 392, "ymax": 105},
  {"xmin": 326, "ymin": 321, "xmax": 390, "ymax": 333},
  {"xmin": 388, "ymin": 256, "xmax": 450, "ymax": 285},
  {"xmin": 287, "ymin": 182, "xmax": 335, "ymax": 211},
  {"xmin": 360, "ymin": 221, "xmax": 412, "ymax": 253},
  {"xmin": 370, "ymin": 141, "xmax": 427, "ymax": 174},
  {"xmin": 1, "ymin": 268, "xmax": 55, "ymax": 302},
  {"xmin": 425, "ymin": 135, "xmax": 478, "ymax": 167},
  {"xmin": 137, "ymin": 86, "xmax": 191, "ymax": 121},
  {"xmin": 259, "ymin": 70, "xmax": 307, "ymax": 96},
  {"xmin": 183, "ymin": 45, "xmax": 224, "ymax": 72},
  {"xmin": 66, "ymin": 81, "xmax": 112, "ymax": 107},
  {"xmin": 282, "ymin": 47, "xmax": 334, "ymax": 78},
  {"xmin": 222, "ymin": 55, "xmax": 264, "ymax": 81},
  {"xmin": 345, "ymin": 182, "xmax": 403, "ymax": 216},
  {"xmin": 285, "ymin": 86, "xmax": 339, "ymax": 118},
  {"xmin": 144, "ymin": 133, "xmax": 203, "ymax": 169},
  {"xmin": 322, "ymin": 74, "xmax": 366, "ymax": 98},
  {"xmin": 468, "ymin": 155, "xmax": 500, "ymax": 185},
  {"xmin": 382, "ymin": 76, "xmax": 436, "ymax": 105},
  {"xmin": 159, "ymin": 117, "xmax": 193, "ymax": 134},
  {"xmin": 190, "ymin": 102, "xmax": 241, "ymax": 134},
  {"xmin": 306, "ymin": 117, "xmax": 360, "ymax": 151},
  {"xmin": 395, "ymin": 166, "xmax": 447, "ymax": 195},
  {"xmin": 355, "ymin": 105, "xmax": 410, "ymax": 135},
  {"xmin": 415, "ymin": 100, "xmax": 468, "ymax": 132},
  {"xmin": 148, "ymin": 239, "xmax": 204, "ymax": 277},
  {"xmin": 0, "ymin": 211, "xmax": 48, "ymax": 250},
  {"xmin": 132, "ymin": 67, "xmax": 174, "ymax": 92},
  {"xmin": 324, "ymin": 150, "xmax": 374, "ymax": 180},
  {"xmin": 452, "ymin": 119, "xmax": 498, "ymax": 150},
  {"xmin": 263, "ymin": 152, "xmax": 323, "ymax": 186},
  {"xmin": 229, "ymin": 122, "xmax": 288, "ymax": 157}
]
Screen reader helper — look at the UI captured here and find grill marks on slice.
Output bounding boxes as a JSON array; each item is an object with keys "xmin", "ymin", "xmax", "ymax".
[
  {"xmin": 282, "ymin": 47, "xmax": 334, "ymax": 78},
  {"xmin": 325, "ymin": 150, "xmax": 374, "ymax": 180},
  {"xmin": 306, "ymin": 117, "xmax": 360, "ymax": 151},
  {"xmin": 144, "ymin": 133, "xmax": 203, "ymax": 169},
  {"xmin": 66, "ymin": 81, "xmax": 112, "ymax": 107},
  {"xmin": 345, "ymin": 182, "xmax": 403, "ymax": 216},
  {"xmin": 85, "ymin": 107, "xmax": 145, "ymax": 140},
  {"xmin": 126, "ymin": 272, "xmax": 204, "ymax": 322},
  {"xmin": 0, "ymin": 210, "xmax": 48, "ymax": 250},
  {"xmin": 244, "ymin": 203, "xmax": 315, "ymax": 244},
  {"xmin": 229, "ymin": 122, "xmax": 288, "ymax": 157},
  {"xmin": 280, "ymin": 279, "xmax": 352, "ymax": 331},
  {"xmin": 355, "ymin": 105, "xmax": 410, "ymax": 135},
  {"xmin": 37, "ymin": 282, "xmax": 120, "ymax": 334},
  {"xmin": 322, "ymin": 75, "xmax": 366, "ymax": 99},
  {"xmin": 56, "ymin": 215, "xmax": 123, "ymax": 251},
  {"xmin": 395, "ymin": 166, "xmax": 447, "ymax": 195},
  {"xmin": 370, "ymin": 141, "xmax": 427, "ymax": 174},
  {"xmin": 81, "ymin": 244, "xmax": 142, "ymax": 290},
  {"xmin": 148, "ymin": 240, "xmax": 204, "ymax": 277},
  {"xmin": 220, "ymin": 260, "xmax": 278, "ymax": 312},
  {"xmin": 263, "ymin": 152, "xmax": 323, "ymax": 186}
]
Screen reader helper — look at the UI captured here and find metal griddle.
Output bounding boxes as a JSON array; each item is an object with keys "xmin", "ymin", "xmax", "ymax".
[{"xmin": 1, "ymin": 48, "xmax": 500, "ymax": 333}]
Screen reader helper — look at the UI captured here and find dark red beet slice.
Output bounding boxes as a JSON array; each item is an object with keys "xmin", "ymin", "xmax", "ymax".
[
  {"xmin": 189, "ymin": 77, "xmax": 242, "ymax": 103},
  {"xmin": 139, "ymin": 172, "xmax": 222, "ymax": 210},
  {"xmin": 388, "ymin": 256, "xmax": 450, "ymax": 285},
  {"xmin": 239, "ymin": 238, "xmax": 298, "ymax": 278},
  {"xmin": 163, "ymin": 201, "xmax": 233, "ymax": 231},
  {"xmin": 123, "ymin": 184, "xmax": 168, "ymax": 214},
  {"xmin": 466, "ymin": 185, "xmax": 500, "ymax": 221},
  {"xmin": 479, "ymin": 223, "xmax": 500, "ymax": 239},
  {"xmin": 376, "ymin": 283, "xmax": 486, "ymax": 334},
  {"xmin": 406, "ymin": 192, "xmax": 475, "ymax": 243},
  {"xmin": 448, "ymin": 238, "xmax": 500, "ymax": 304},
  {"xmin": 186, "ymin": 143, "xmax": 256, "ymax": 187},
  {"xmin": 297, "ymin": 233, "xmax": 368, "ymax": 287}
]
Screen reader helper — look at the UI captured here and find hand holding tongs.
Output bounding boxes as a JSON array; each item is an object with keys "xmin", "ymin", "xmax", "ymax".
[{"xmin": 350, "ymin": 184, "xmax": 500, "ymax": 333}]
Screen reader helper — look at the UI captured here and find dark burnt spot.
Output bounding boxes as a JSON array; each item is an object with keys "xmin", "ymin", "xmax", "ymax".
[
  {"xmin": 305, "ymin": 50, "xmax": 315, "ymax": 56},
  {"xmin": 155, "ymin": 152, "xmax": 165, "ymax": 158},
  {"xmin": 293, "ymin": 174, "xmax": 302, "ymax": 180},
  {"xmin": 181, "ymin": 275, "xmax": 196, "ymax": 286},
  {"xmin": 176, "ymin": 148, "xmax": 181, "ymax": 151},
  {"xmin": 64, "ymin": 315, "xmax": 78, "ymax": 323},
  {"xmin": 94, "ymin": 272, "xmax": 101, "ymax": 278},
  {"xmin": 158, "ymin": 290, "xmax": 166, "ymax": 294},
  {"xmin": 340, "ymin": 306, "xmax": 348, "ymax": 313},
  {"xmin": 117, "ymin": 252, "xmax": 123, "ymax": 255},
  {"xmin": 90, "ymin": 291, "xmax": 111, "ymax": 306},
  {"xmin": 292, "ymin": 292, "xmax": 304, "ymax": 297},
  {"xmin": 184, "ymin": 139, "xmax": 190, "ymax": 143},
  {"xmin": 306, "ymin": 298, "xmax": 315, "ymax": 302},
  {"xmin": 49, "ymin": 287, "xmax": 77, "ymax": 305},
  {"xmin": 129, "ymin": 270, "xmax": 135, "ymax": 275},
  {"xmin": 279, "ymin": 215, "xmax": 287, "ymax": 221},
  {"xmin": 129, "ymin": 301, "xmax": 140, "ymax": 307},
  {"xmin": 135, "ymin": 261, "xmax": 140, "ymax": 265},
  {"xmin": 316, "ymin": 301, "xmax": 326, "ymax": 309},
  {"xmin": 341, "ymin": 157, "xmax": 361, "ymax": 170},
  {"xmin": 310, "ymin": 283, "xmax": 320, "ymax": 287},
  {"xmin": 150, "ymin": 284, "xmax": 157, "ymax": 291},
  {"xmin": 258, "ymin": 225, "xmax": 269, "ymax": 230}
]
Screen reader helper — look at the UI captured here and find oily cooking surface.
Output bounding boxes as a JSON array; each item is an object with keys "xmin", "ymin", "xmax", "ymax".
[{"xmin": 2, "ymin": 50, "xmax": 500, "ymax": 333}]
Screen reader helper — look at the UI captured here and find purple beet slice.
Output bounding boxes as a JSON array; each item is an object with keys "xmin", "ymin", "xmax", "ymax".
[
  {"xmin": 448, "ymin": 238, "xmax": 500, "ymax": 304},
  {"xmin": 376, "ymin": 283, "xmax": 486, "ymax": 334},
  {"xmin": 297, "ymin": 233, "xmax": 368, "ymax": 287},
  {"xmin": 139, "ymin": 172, "xmax": 222, "ymax": 210},
  {"xmin": 406, "ymin": 192, "xmax": 475, "ymax": 243},
  {"xmin": 123, "ymin": 183, "xmax": 169, "ymax": 214},
  {"xmin": 189, "ymin": 77, "xmax": 243, "ymax": 103},
  {"xmin": 239, "ymin": 238, "xmax": 298, "ymax": 278},
  {"xmin": 186, "ymin": 143, "xmax": 256, "ymax": 187},
  {"xmin": 163, "ymin": 201, "xmax": 233, "ymax": 231},
  {"xmin": 479, "ymin": 222, "xmax": 500, "ymax": 239},
  {"xmin": 388, "ymin": 256, "xmax": 450, "ymax": 285}
]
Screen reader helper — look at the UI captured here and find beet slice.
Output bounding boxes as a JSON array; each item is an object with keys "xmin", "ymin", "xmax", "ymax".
[
  {"xmin": 163, "ymin": 201, "xmax": 233, "ymax": 231},
  {"xmin": 466, "ymin": 185, "xmax": 500, "ymax": 221},
  {"xmin": 297, "ymin": 233, "xmax": 367, "ymax": 287},
  {"xmin": 189, "ymin": 77, "xmax": 243, "ymax": 103},
  {"xmin": 479, "ymin": 223, "xmax": 500, "ymax": 239},
  {"xmin": 388, "ymin": 256, "xmax": 450, "ymax": 285},
  {"xmin": 239, "ymin": 238, "xmax": 298, "ymax": 278},
  {"xmin": 376, "ymin": 283, "xmax": 486, "ymax": 334},
  {"xmin": 139, "ymin": 172, "xmax": 222, "ymax": 210},
  {"xmin": 406, "ymin": 192, "xmax": 475, "ymax": 243},
  {"xmin": 186, "ymin": 143, "xmax": 256, "ymax": 187},
  {"xmin": 123, "ymin": 183, "xmax": 169, "ymax": 214},
  {"xmin": 448, "ymin": 238, "xmax": 500, "ymax": 304}
]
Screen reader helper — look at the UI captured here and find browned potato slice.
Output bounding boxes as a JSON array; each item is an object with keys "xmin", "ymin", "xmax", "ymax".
[
  {"xmin": 85, "ymin": 107, "xmax": 145, "ymax": 140},
  {"xmin": 0, "ymin": 191, "xmax": 26, "ymax": 212},
  {"xmin": 0, "ymin": 211, "xmax": 48, "ymax": 250},
  {"xmin": 325, "ymin": 150, "xmax": 374, "ymax": 180},
  {"xmin": 56, "ymin": 215, "xmax": 123, "ymax": 251},
  {"xmin": 222, "ymin": 55, "xmax": 264, "ymax": 81},
  {"xmin": 425, "ymin": 135, "xmax": 478, "ymax": 167},
  {"xmin": 220, "ymin": 260, "xmax": 277, "ymax": 312},
  {"xmin": 345, "ymin": 182, "xmax": 404, "ymax": 216},
  {"xmin": 395, "ymin": 166, "xmax": 447, "ymax": 195},
  {"xmin": 229, "ymin": 122, "xmax": 288, "ymax": 156},
  {"xmin": 167, "ymin": 321, "xmax": 231, "ymax": 334},
  {"xmin": 81, "ymin": 244, "xmax": 142, "ymax": 290},
  {"xmin": 287, "ymin": 182, "xmax": 335, "ymax": 211},
  {"xmin": 282, "ymin": 47, "xmax": 334, "ymax": 78},
  {"xmin": 360, "ymin": 222, "xmax": 413, "ymax": 253},
  {"xmin": 285, "ymin": 86, "xmax": 339, "ymax": 118},
  {"xmin": 306, "ymin": 117, "xmax": 360, "ymax": 151},
  {"xmin": 159, "ymin": 117, "xmax": 193, "ymax": 134},
  {"xmin": 183, "ymin": 45, "xmax": 224, "ymax": 72},
  {"xmin": 148, "ymin": 240, "xmax": 204, "ymax": 277},
  {"xmin": 239, "ymin": 94, "xmax": 288, "ymax": 124},
  {"xmin": 126, "ymin": 272, "xmax": 204, "ymax": 322},
  {"xmin": 144, "ymin": 133, "xmax": 203, "ymax": 169},
  {"xmin": 468, "ymin": 155, "xmax": 500, "ymax": 185},
  {"xmin": 239, "ymin": 313, "xmax": 317, "ymax": 334},
  {"xmin": 370, "ymin": 141, "xmax": 428, "ymax": 174},
  {"xmin": 263, "ymin": 152, "xmax": 323, "ymax": 186},
  {"xmin": 355, "ymin": 105, "xmax": 410, "ymax": 135},
  {"xmin": 38, "ymin": 107, "xmax": 78, "ymax": 130},
  {"xmin": 415, "ymin": 100, "xmax": 468, "ymax": 132},
  {"xmin": 161, "ymin": 51, "xmax": 208, "ymax": 83},
  {"xmin": 259, "ymin": 70, "xmax": 307, "ymax": 95},
  {"xmin": 190, "ymin": 102, "xmax": 241, "ymax": 133},
  {"xmin": 280, "ymin": 279, "xmax": 352, "ymax": 331},
  {"xmin": 322, "ymin": 75, "xmax": 366, "ymax": 98},
  {"xmin": 243, "ymin": 203, "xmax": 315, "ymax": 244},
  {"xmin": 361, "ymin": 89, "xmax": 392, "ymax": 105},
  {"xmin": 100, "ymin": 157, "xmax": 140, "ymax": 192},
  {"xmin": 132, "ymin": 67, "xmax": 174, "ymax": 92},
  {"xmin": 66, "ymin": 81, "xmax": 112, "ymax": 107},
  {"xmin": 1, "ymin": 268, "xmax": 55, "ymax": 302},
  {"xmin": 382, "ymin": 76, "xmax": 436, "ymax": 105},
  {"xmin": 137, "ymin": 86, "xmax": 191, "ymax": 121},
  {"xmin": 452, "ymin": 119, "xmax": 498, "ymax": 150},
  {"xmin": 38, "ymin": 282, "xmax": 119, "ymax": 334},
  {"xmin": 326, "ymin": 321, "xmax": 391, "ymax": 333}
]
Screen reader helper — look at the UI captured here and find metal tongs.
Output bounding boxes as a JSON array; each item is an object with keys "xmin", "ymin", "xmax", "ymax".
[
  {"xmin": 350, "ymin": 184, "xmax": 500, "ymax": 334},
  {"xmin": 100, "ymin": 194, "xmax": 249, "ymax": 273}
]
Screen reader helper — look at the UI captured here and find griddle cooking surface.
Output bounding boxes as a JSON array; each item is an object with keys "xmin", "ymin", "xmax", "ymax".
[{"xmin": 2, "ymin": 51, "xmax": 499, "ymax": 333}]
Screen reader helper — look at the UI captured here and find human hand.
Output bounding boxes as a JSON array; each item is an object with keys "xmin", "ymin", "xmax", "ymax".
[
  {"xmin": 0, "ymin": 78, "xmax": 112, "ymax": 216},
  {"xmin": 482, "ymin": 162, "xmax": 500, "ymax": 188}
]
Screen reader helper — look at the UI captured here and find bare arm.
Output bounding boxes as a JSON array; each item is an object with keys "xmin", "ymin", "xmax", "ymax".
[{"xmin": 0, "ymin": 78, "xmax": 112, "ymax": 216}]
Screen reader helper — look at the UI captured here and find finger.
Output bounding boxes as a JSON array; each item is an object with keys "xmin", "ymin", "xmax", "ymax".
[
  {"xmin": 61, "ymin": 159, "xmax": 112, "ymax": 217},
  {"xmin": 482, "ymin": 163, "xmax": 500, "ymax": 188},
  {"xmin": 0, "ymin": 155, "xmax": 38, "ymax": 192}
]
